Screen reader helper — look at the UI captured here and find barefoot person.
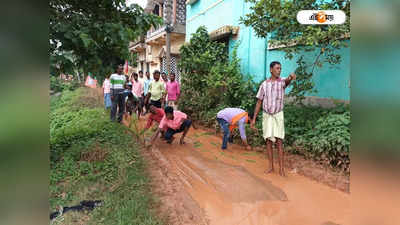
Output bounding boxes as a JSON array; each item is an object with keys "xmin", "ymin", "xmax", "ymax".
[
  {"xmin": 148, "ymin": 106, "xmax": 192, "ymax": 146},
  {"xmin": 216, "ymin": 108, "xmax": 251, "ymax": 151},
  {"xmin": 251, "ymin": 61, "xmax": 296, "ymax": 176}
]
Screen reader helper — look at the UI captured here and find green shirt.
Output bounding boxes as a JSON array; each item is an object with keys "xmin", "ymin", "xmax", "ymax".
[{"xmin": 148, "ymin": 80, "xmax": 165, "ymax": 101}]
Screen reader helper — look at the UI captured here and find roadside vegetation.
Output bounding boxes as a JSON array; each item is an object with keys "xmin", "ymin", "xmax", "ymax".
[{"xmin": 50, "ymin": 88, "xmax": 164, "ymax": 225}]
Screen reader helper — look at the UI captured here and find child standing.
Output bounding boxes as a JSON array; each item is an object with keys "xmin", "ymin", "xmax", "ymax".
[
  {"xmin": 131, "ymin": 72, "xmax": 144, "ymax": 118},
  {"xmin": 102, "ymin": 75, "xmax": 112, "ymax": 109}
]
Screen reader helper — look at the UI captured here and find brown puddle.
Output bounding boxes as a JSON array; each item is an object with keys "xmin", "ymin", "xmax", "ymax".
[{"xmin": 137, "ymin": 118, "xmax": 350, "ymax": 225}]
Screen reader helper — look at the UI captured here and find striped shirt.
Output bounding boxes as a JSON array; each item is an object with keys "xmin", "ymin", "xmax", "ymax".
[
  {"xmin": 109, "ymin": 73, "xmax": 126, "ymax": 90},
  {"xmin": 256, "ymin": 77, "xmax": 287, "ymax": 115}
]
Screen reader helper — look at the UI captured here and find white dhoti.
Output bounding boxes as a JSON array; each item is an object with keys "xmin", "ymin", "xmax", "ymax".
[{"xmin": 262, "ymin": 111, "xmax": 285, "ymax": 142}]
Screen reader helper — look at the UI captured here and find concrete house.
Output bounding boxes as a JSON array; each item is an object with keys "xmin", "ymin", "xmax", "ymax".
[
  {"xmin": 186, "ymin": 0, "xmax": 350, "ymax": 103},
  {"xmin": 129, "ymin": 0, "xmax": 186, "ymax": 82}
]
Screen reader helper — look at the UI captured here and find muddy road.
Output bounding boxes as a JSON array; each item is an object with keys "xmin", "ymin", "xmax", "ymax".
[{"xmin": 135, "ymin": 118, "xmax": 350, "ymax": 225}]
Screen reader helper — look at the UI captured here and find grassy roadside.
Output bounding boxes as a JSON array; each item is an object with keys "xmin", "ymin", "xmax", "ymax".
[{"xmin": 50, "ymin": 88, "xmax": 164, "ymax": 225}]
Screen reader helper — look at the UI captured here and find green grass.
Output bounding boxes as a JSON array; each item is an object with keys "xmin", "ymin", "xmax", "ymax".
[
  {"xmin": 193, "ymin": 132, "xmax": 214, "ymax": 138},
  {"xmin": 246, "ymin": 159, "xmax": 257, "ymax": 163},
  {"xmin": 193, "ymin": 141, "xmax": 203, "ymax": 148},
  {"xmin": 210, "ymin": 141, "xmax": 219, "ymax": 147},
  {"xmin": 50, "ymin": 88, "xmax": 164, "ymax": 225},
  {"xmin": 241, "ymin": 152, "xmax": 258, "ymax": 156}
]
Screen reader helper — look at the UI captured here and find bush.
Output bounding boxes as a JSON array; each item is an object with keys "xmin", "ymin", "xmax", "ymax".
[
  {"xmin": 50, "ymin": 76, "xmax": 63, "ymax": 92},
  {"xmin": 50, "ymin": 88, "xmax": 111, "ymax": 162},
  {"xmin": 50, "ymin": 75, "xmax": 80, "ymax": 92},
  {"xmin": 178, "ymin": 26, "xmax": 257, "ymax": 120},
  {"xmin": 50, "ymin": 88, "xmax": 163, "ymax": 224},
  {"xmin": 294, "ymin": 110, "xmax": 350, "ymax": 172}
]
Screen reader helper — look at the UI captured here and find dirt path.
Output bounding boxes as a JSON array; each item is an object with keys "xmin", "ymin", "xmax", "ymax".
[{"xmin": 134, "ymin": 116, "xmax": 350, "ymax": 225}]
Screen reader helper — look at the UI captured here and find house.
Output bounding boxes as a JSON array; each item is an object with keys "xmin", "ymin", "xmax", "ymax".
[
  {"xmin": 129, "ymin": 0, "xmax": 186, "ymax": 82},
  {"xmin": 185, "ymin": 0, "xmax": 350, "ymax": 103}
]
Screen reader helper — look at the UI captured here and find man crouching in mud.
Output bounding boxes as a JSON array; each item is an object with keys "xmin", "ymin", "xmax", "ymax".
[{"xmin": 148, "ymin": 106, "xmax": 192, "ymax": 147}]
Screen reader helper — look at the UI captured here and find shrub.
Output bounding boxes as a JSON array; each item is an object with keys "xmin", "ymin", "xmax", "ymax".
[
  {"xmin": 50, "ymin": 75, "xmax": 80, "ymax": 92},
  {"xmin": 178, "ymin": 26, "xmax": 257, "ymax": 120},
  {"xmin": 294, "ymin": 110, "xmax": 350, "ymax": 172},
  {"xmin": 50, "ymin": 88, "xmax": 164, "ymax": 225}
]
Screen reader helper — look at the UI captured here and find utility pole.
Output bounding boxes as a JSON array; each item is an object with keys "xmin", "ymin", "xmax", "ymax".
[{"xmin": 165, "ymin": 0, "xmax": 173, "ymax": 75}]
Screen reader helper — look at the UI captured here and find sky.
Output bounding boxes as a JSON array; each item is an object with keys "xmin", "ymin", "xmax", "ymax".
[{"xmin": 126, "ymin": 0, "xmax": 148, "ymax": 9}]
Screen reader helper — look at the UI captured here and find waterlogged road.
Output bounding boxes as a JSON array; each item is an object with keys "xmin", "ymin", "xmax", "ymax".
[{"xmin": 138, "ymin": 119, "xmax": 350, "ymax": 225}]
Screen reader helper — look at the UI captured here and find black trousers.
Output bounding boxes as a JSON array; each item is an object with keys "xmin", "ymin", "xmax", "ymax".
[
  {"xmin": 150, "ymin": 99, "xmax": 162, "ymax": 108},
  {"xmin": 110, "ymin": 91, "xmax": 125, "ymax": 122}
]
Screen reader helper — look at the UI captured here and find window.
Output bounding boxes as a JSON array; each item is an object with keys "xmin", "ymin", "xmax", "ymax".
[{"xmin": 153, "ymin": 4, "xmax": 159, "ymax": 16}]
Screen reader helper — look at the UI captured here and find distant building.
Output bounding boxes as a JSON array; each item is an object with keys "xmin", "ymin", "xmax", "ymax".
[{"xmin": 130, "ymin": 0, "xmax": 186, "ymax": 82}]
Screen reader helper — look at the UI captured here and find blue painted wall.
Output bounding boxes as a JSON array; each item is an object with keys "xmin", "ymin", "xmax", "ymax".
[{"xmin": 186, "ymin": 0, "xmax": 350, "ymax": 100}]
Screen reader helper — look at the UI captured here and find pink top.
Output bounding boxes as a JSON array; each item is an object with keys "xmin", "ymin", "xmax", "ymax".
[
  {"xmin": 102, "ymin": 79, "xmax": 111, "ymax": 94},
  {"xmin": 131, "ymin": 79, "xmax": 143, "ymax": 97},
  {"xmin": 159, "ymin": 111, "xmax": 187, "ymax": 130},
  {"xmin": 166, "ymin": 81, "xmax": 180, "ymax": 101},
  {"xmin": 256, "ymin": 77, "xmax": 287, "ymax": 115}
]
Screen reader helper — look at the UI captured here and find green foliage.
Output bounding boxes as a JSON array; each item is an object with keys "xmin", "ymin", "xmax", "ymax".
[
  {"xmin": 50, "ymin": 0, "xmax": 163, "ymax": 79},
  {"xmin": 295, "ymin": 110, "xmax": 350, "ymax": 172},
  {"xmin": 50, "ymin": 76, "xmax": 80, "ymax": 92},
  {"xmin": 241, "ymin": 0, "xmax": 350, "ymax": 103},
  {"xmin": 50, "ymin": 88, "xmax": 163, "ymax": 224},
  {"xmin": 178, "ymin": 26, "xmax": 257, "ymax": 125}
]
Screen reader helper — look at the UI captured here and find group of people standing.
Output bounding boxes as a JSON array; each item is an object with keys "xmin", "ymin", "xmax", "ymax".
[
  {"xmin": 102, "ymin": 61, "xmax": 296, "ymax": 177},
  {"xmin": 102, "ymin": 65, "xmax": 181, "ymax": 122},
  {"xmin": 102, "ymin": 64, "xmax": 189, "ymax": 145}
]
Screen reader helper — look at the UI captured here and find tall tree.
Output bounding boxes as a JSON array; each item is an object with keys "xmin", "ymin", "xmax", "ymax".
[
  {"xmin": 241, "ymin": 0, "xmax": 350, "ymax": 102},
  {"xmin": 50, "ymin": 0, "xmax": 162, "ymax": 80}
]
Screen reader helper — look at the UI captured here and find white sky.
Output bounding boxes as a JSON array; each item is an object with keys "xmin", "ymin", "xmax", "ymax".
[{"xmin": 126, "ymin": 0, "xmax": 148, "ymax": 9}]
